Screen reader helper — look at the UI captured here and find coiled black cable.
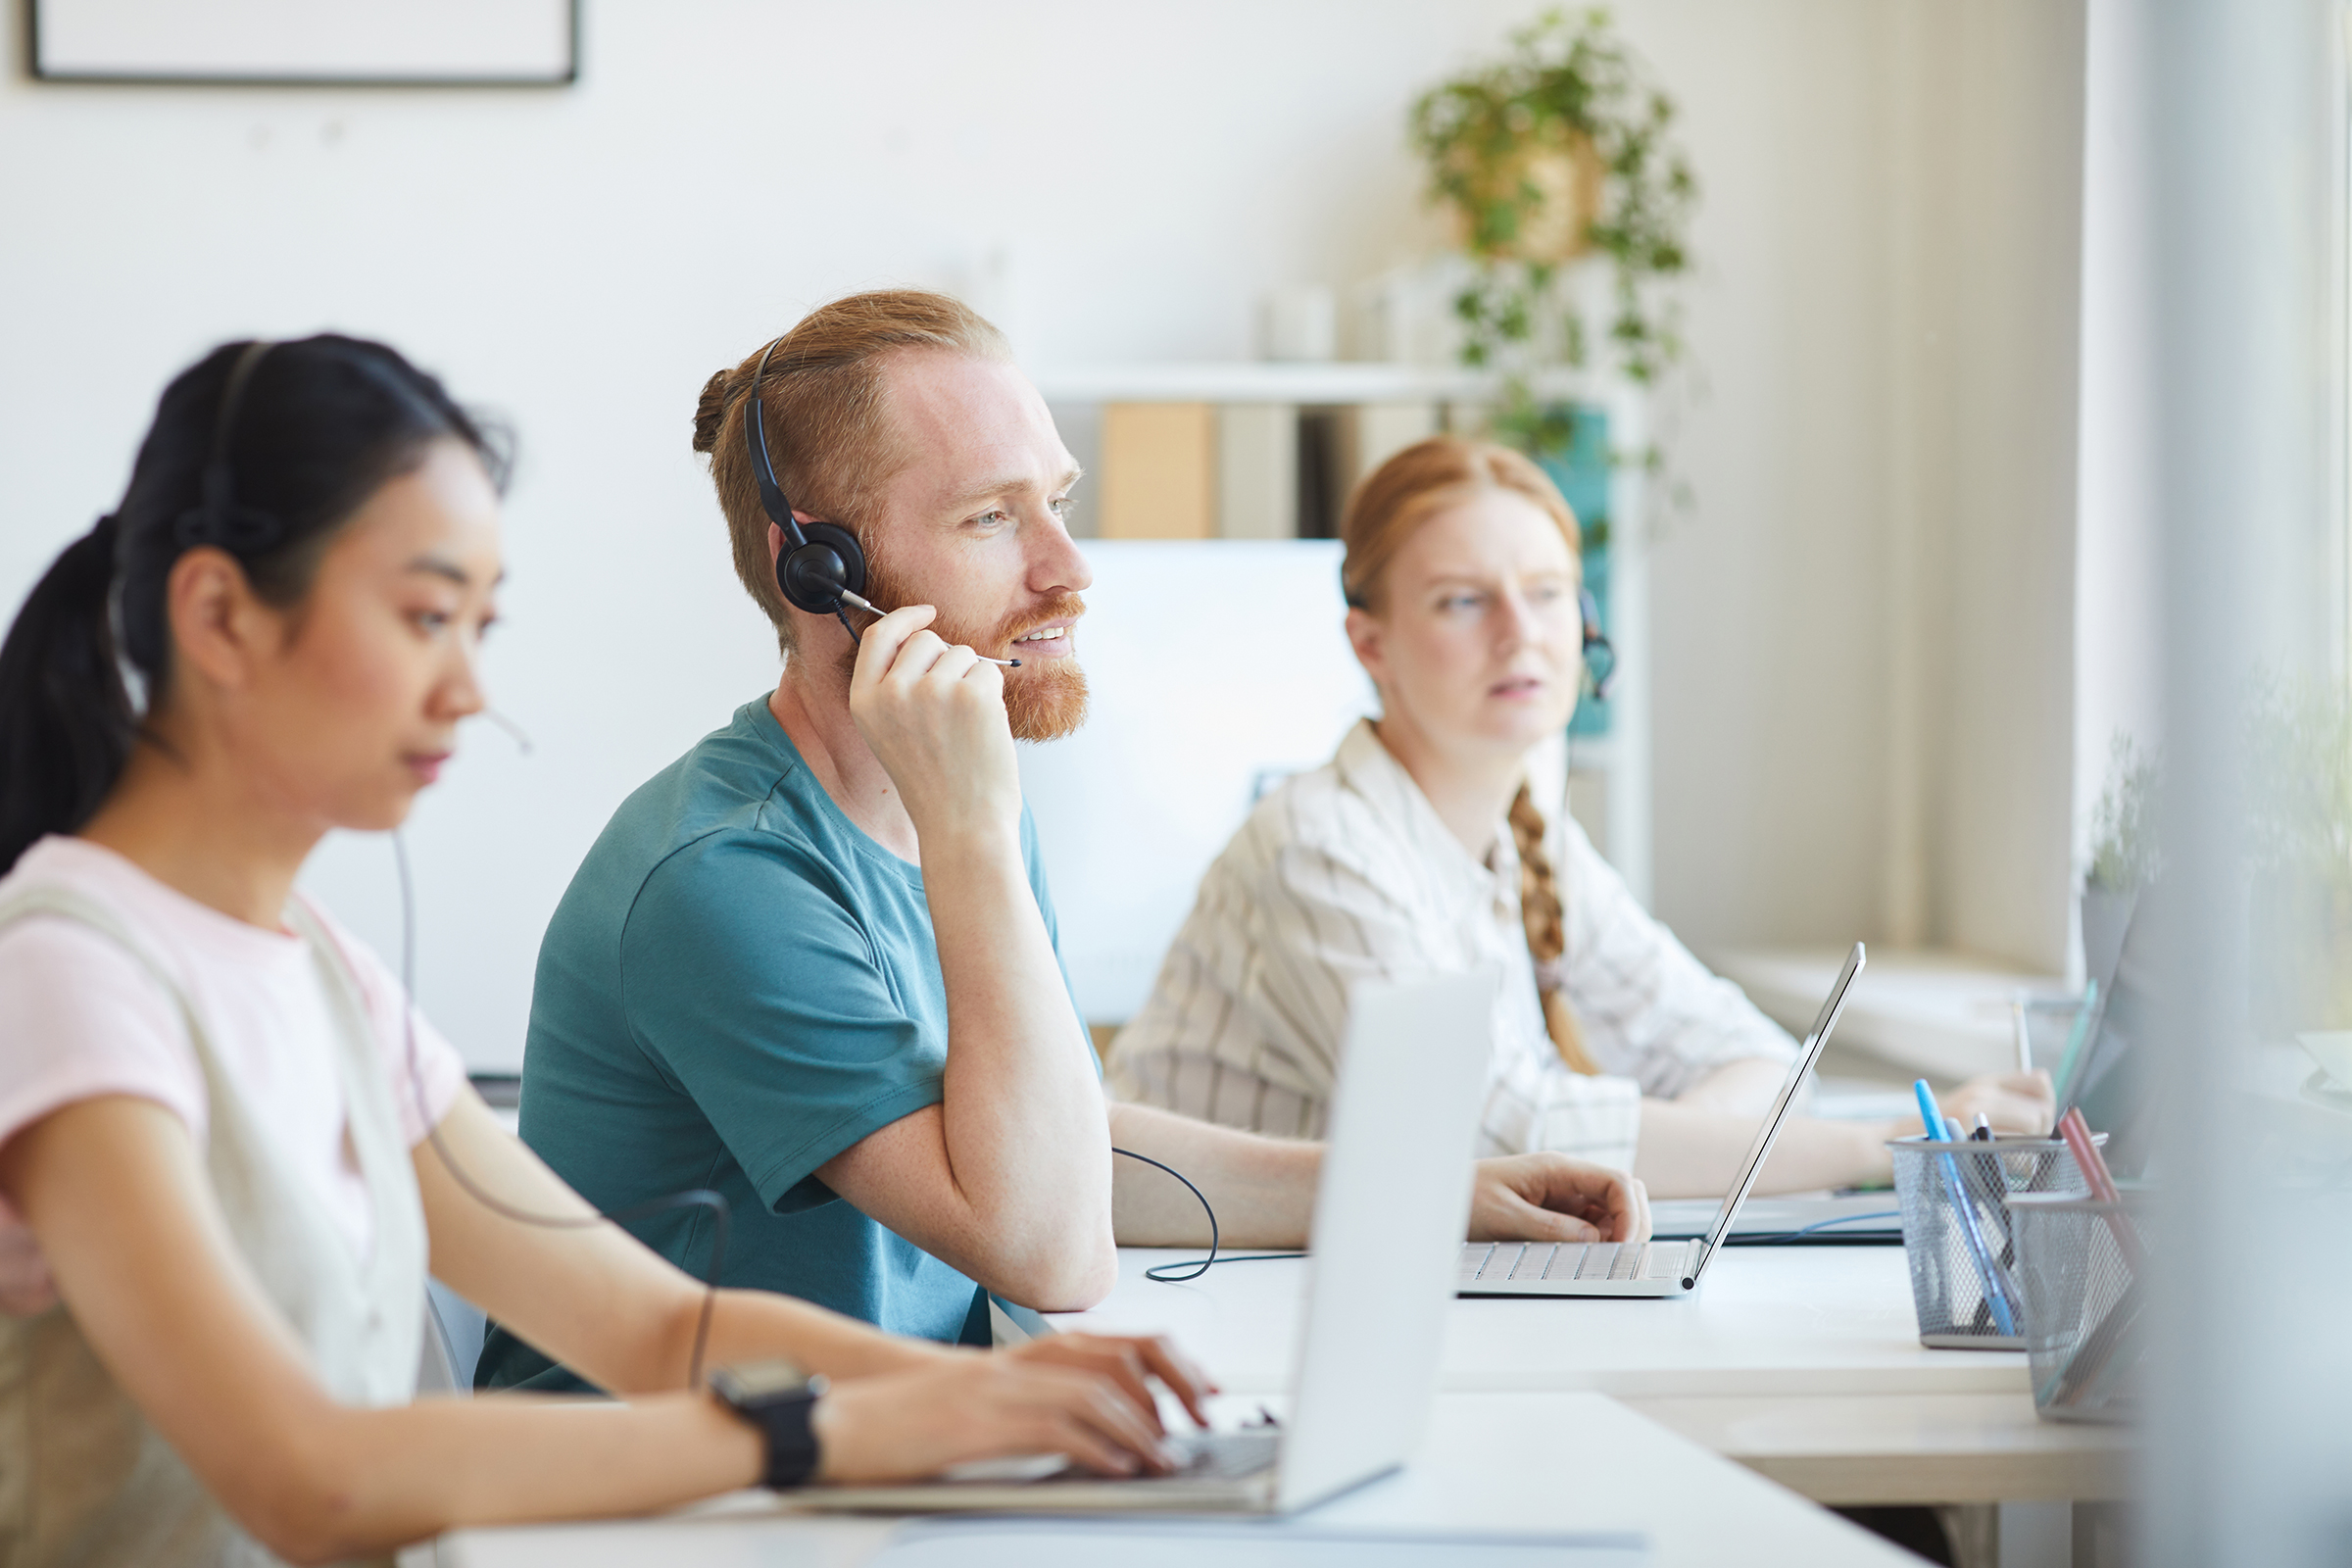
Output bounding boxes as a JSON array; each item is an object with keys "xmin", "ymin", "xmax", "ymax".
[{"xmin": 1110, "ymin": 1147, "xmax": 1302, "ymax": 1282}]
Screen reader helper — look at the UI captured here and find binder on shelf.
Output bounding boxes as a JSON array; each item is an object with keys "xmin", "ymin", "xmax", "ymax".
[
  {"xmin": 1100, "ymin": 402, "xmax": 1216, "ymax": 539},
  {"xmin": 1215, "ymin": 403, "xmax": 1298, "ymax": 539},
  {"xmin": 1336, "ymin": 402, "xmax": 1442, "ymax": 495}
]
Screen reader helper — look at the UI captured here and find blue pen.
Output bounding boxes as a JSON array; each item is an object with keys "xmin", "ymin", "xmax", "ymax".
[{"xmin": 1915, "ymin": 1079, "xmax": 2020, "ymax": 1337}]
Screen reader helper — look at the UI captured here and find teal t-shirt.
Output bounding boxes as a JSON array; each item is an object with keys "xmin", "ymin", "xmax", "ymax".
[{"xmin": 476, "ymin": 696, "xmax": 1089, "ymax": 1391}]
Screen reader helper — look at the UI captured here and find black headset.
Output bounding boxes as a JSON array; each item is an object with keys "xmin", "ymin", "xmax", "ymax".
[
  {"xmin": 175, "ymin": 340, "xmax": 284, "ymax": 555},
  {"xmin": 1577, "ymin": 586, "xmax": 1618, "ymax": 703},
  {"xmin": 742, "ymin": 337, "xmax": 870, "ymax": 644}
]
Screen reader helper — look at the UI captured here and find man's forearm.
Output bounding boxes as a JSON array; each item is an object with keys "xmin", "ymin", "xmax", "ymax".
[
  {"xmin": 922, "ymin": 832, "xmax": 1115, "ymax": 1290},
  {"xmin": 1105, "ymin": 1101, "xmax": 1322, "ymax": 1249}
]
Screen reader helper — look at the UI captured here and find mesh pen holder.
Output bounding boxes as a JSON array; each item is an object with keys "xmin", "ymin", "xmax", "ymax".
[
  {"xmin": 1887, "ymin": 1137, "xmax": 2087, "ymax": 1349},
  {"xmin": 2006, "ymin": 1192, "xmax": 2146, "ymax": 1425}
]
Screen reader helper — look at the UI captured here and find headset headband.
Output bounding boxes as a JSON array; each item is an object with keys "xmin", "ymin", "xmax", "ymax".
[
  {"xmin": 177, "ymin": 339, "xmax": 281, "ymax": 553},
  {"xmin": 742, "ymin": 337, "xmax": 810, "ymax": 551}
]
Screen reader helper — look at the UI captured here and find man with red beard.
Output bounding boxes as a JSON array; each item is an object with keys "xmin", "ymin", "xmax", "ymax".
[{"xmin": 481, "ymin": 293, "xmax": 1645, "ymax": 1390}]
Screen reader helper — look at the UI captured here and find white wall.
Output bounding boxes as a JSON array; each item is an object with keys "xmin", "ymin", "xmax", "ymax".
[
  {"xmin": 1632, "ymin": 0, "xmax": 2091, "ymax": 977},
  {"xmin": 0, "ymin": 1, "xmax": 2094, "ymax": 1065},
  {"xmin": 1886, "ymin": 0, "xmax": 2090, "ymax": 976},
  {"xmin": 1631, "ymin": 0, "xmax": 1903, "ymax": 956}
]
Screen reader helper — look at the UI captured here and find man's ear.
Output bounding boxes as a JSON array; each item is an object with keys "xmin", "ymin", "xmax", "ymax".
[
  {"xmin": 164, "ymin": 548, "xmax": 274, "ymax": 692},
  {"xmin": 1345, "ymin": 606, "xmax": 1390, "ymax": 690},
  {"xmin": 767, "ymin": 513, "xmax": 825, "ymax": 570}
]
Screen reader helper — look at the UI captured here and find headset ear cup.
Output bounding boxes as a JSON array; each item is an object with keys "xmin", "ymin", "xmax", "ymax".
[
  {"xmin": 802, "ymin": 523, "xmax": 865, "ymax": 598},
  {"xmin": 775, "ymin": 520, "xmax": 868, "ymax": 614}
]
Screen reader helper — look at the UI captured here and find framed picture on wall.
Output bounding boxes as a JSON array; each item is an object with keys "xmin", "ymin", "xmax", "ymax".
[{"xmin": 29, "ymin": 0, "xmax": 579, "ymax": 86}]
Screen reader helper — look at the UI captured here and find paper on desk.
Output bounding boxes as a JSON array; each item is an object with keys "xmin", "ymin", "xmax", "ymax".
[{"xmin": 874, "ymin": 1519, "xmax": 1647, "ymax": 1567}]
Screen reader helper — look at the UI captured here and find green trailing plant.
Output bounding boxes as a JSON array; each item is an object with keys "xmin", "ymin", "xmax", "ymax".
[
  {"xmin": 2086, "ymin": 733, "xmax": 2162, "ymax": 893},
  {"xmin": 1409, "ymin": 7, "xmax": 1696, "ymax": 465}
]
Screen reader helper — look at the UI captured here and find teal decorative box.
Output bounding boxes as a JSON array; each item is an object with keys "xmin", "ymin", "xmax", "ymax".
[{"xmin": 1538, "ymin": 406, "xmax": 1610, "ymax": 739}]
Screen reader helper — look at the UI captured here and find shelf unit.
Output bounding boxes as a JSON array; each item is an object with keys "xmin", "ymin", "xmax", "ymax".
[
  {"xmin": 1031, "ymin": 362, "xmax": 1611, "ymax": 404},
  {"xmin": 1033, "ymin": 361, "xmax": 1653, "ymax": 906}
]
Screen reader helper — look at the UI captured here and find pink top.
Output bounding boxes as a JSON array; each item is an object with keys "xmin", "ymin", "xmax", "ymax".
[{"xmin": 0, "ymin": 836, "xmax": 466, "ymax": 1261}]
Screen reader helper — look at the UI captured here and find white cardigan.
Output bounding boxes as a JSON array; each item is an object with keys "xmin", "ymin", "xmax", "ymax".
[{"xmin": 1105, "ymin": 720, "xmax": 1794, "ymax": 1169}]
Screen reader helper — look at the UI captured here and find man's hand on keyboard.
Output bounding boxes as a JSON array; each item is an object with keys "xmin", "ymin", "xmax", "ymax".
[{"xmin": 1467, "ymin": 1153, "xmax": 1650, "ymax": 1245}]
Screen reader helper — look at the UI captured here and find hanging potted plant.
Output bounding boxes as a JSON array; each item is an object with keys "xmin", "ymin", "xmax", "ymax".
[
  {"xmin": 1409, "ymin": 8, "xmax": 1696, "ymax": 738},
  {"xmin": 1408, "ymin": 6, "xmax": 1697, "ymax": 458}
]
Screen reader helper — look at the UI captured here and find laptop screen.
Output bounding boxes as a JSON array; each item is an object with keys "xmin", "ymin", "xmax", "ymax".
[
  {"xmin": 1695, "ymin": 943, "xmax": 1867, "ymax": 1257},
  {"xmin": 2062, "ymin": 885, "xmax": 2164, "ymax": 1178}
]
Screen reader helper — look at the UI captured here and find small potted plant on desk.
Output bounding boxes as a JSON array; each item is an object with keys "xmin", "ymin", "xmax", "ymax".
[
  {"xmin": 1409, "ymin": 5, "xmax": 1696, "ymax": 741},
  {"xmin": 2082, "ymin": 733, "xmax": 2160, "ymax": 987}
]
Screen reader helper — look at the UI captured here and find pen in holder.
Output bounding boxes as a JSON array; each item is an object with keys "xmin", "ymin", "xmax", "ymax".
[
  {"xmin": 2006, "ymin": 1190, "xmax": 2147, "ymax": 1424},
  {"xmin": 1886, "ymin": 1134, "xmax": 2089, "ymax": 1349}
]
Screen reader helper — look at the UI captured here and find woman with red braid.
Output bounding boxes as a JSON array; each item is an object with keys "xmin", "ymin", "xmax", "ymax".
[{"xmin": 1106, "ymin": 437, "xmax": 2051, "ymax": 1199}]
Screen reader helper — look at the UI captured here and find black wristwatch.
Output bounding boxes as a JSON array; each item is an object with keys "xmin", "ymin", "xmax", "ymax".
[{"xmin": 710, "ymin": 1361, "xmax": 829, "ymax": 1490}]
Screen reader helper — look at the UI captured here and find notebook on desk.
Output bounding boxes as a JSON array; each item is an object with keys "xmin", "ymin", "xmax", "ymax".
[
  {"xmin": 1650, "ymin": 1192, "xmax": 1901, "ymax": 1246},
  {"xmin": 805, "ymin": 968, "xmax": 1498, "ymax": 1516},
  {"xmin": 1457, "ymin": 943, "xmax": 1867, "ymax": 1298}
]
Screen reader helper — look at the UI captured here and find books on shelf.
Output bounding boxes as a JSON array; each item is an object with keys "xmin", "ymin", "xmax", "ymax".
[{"xmin": 1098, "ymin": 400, "xmax": 1445, "ymax": 542}]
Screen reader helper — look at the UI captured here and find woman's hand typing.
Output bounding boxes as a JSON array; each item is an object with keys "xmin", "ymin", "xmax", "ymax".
[{"xmin": 810, "ymin": 1333, "xmax": 1217, "ymax": 1484}]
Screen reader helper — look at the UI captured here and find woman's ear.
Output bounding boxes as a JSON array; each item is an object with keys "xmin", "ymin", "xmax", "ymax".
[
  {"xmin": 1345, "ymin": 605, "xmax": 1391, "ymax": 690},
  {"xmin": 164, "ymin": 547, "xmax": 274, "ymax": 692}
]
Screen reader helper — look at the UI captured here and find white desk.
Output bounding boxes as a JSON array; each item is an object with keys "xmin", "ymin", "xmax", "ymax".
[
  {"xmin": 1054, "ymin": 1249, "xmax": 2130, "ymax": 1510},
  {"xmin": 1059, "ymin": 1248, "xmax": 2019, "ymax": 1397},
  {"xmin": 437, "ymin": 1247, "xmax": 2123, "ymax": 1567},
  {"xmin": 440, "ymin": 1393, "xmax": 1919, "ymax": 1568}
]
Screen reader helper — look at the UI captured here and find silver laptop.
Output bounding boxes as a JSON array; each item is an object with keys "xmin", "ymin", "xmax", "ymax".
[
  {"xmin": 1457, "ymin": 942, "xmax": 1865, "ymax": 1298},
  {"xmin": 808, "ymin": 969, "xmax": 1499, "ymax": 1515}
]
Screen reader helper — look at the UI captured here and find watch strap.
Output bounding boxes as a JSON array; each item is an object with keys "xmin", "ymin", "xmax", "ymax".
[
  {"xmin": 712, "ymin": 1369, "xmax": 827, "ymax": 1490},
  {"xmin": 751, "ymin": 1387, "xmax": 824, "ymax": 1490}
]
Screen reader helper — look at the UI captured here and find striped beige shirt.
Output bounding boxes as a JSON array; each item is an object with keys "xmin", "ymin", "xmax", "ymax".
[{"xmin": 1104, "ymin": 719, "xmax": 1794, "ymax": 1170}]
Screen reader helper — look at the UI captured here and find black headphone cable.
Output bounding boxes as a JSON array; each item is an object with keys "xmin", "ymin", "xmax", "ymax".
[
  {"xmin": 1109, "ymin": 1148, "xmax": 1302, "ymax": 1283},
  {"xmin": 393, "ymin": 830, "xmax": 731, "ymax": 1393}
]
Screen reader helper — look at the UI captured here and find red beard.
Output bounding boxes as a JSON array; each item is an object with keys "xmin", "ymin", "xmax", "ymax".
[{"xmin": 851, "ymin": 549, "xmax": 1090, "ymax": 743}]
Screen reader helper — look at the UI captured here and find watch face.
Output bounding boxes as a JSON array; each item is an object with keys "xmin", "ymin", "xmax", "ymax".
[{"xmin": 711, "ymin": 1357, "xmax": 810, "ymax": 1404}]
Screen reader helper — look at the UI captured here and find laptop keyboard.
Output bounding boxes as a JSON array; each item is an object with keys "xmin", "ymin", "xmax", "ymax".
[
  {"xmin": 1162, "ymin": 1430, "xmax": 1281, "ymax": 1481},
  {"xmin": 1458, "ymin": 1241, "xmax": 1691, "ymax": 1285}
]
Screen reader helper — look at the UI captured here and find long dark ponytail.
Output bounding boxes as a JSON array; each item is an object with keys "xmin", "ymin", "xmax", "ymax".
[{"xmin": 0, "ymin": 334, "xmax": 506, "ymax": 875}]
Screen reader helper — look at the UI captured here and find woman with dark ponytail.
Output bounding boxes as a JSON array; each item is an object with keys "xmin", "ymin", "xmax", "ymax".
[
  {"xmin": 0, "ymin": 514, "xmax": 131, "ymax": 873},
  {"xmin": 1108, "ymin": 436, "xmax": 2056, "ymax": 1198},
  {"xmin": 0, "ymin": 337, "xmax": 1206, "ymax": 1566}
]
